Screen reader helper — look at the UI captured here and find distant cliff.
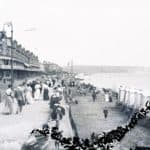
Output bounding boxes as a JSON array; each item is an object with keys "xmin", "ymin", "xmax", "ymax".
[{"xmin": 64, "ymin": 65, "xmax": 150, "ymax": 74}]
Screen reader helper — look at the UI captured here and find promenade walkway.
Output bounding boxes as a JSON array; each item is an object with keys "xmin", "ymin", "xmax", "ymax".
[{"xmin": 0, "ymin": 101, "xmax": 49, "ymax": 150}]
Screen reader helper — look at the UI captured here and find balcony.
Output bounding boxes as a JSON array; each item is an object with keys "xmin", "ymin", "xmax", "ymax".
[
  {"xmin": 0, "ymin": 64, "xmax": 43, "ymax": 72},
  {"xmin": 0, "ymin": 64, "xmax": 24, "ymax": 70},
  {"xmin": 0, "ymin": 40, "xmax": 41, "ymax": 70}
]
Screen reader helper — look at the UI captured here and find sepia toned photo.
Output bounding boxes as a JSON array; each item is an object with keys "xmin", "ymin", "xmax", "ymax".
[{"xmin": 0, "ymin": 0, "xmax": 150, "ymax": 149}]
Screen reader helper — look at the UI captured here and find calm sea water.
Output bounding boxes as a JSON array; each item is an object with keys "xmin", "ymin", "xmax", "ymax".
[{"xmin": 85, "ymin": 72, "xmax": 150, "ymax": 91}]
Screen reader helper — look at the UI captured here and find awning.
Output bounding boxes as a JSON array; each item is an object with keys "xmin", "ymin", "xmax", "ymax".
[{"xmin": 24, "ymin": 63, "xmax": 30, "ymax": 67}]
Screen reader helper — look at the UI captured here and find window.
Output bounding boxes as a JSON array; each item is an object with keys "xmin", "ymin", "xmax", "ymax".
[{"xmin": 3, "ymin": 60, "xmax": 9, "ymax": 65}]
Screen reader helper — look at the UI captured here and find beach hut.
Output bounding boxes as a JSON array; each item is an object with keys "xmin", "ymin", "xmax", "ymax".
[
  {"xmin": 124, "ymin": 88, "xmax": 130, "ymax": 107},
  {"xmin": 128, "ymin": 88, "xmax": 135, "ymax": 107},
  {"xmin": 118, "ymin": 86, "xmax": 126, "ymax": 103},
  {"xmin": 141, "ymin": 90, "xmax": 150, "ymax": 109}
]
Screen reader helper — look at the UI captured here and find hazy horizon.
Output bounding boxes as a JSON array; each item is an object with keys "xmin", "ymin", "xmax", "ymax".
[
  {"xmin": 63, "ymin": 64, "xmax": 150, "ymax": 67},
  {"xmin": 63, "ymin": 65, "xmax": 150, "ymax": 74}
]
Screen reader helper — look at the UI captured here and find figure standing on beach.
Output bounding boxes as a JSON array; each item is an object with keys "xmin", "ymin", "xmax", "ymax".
[
  {"xmin": 103, "ymin": 107, "xmax": 108, "ymax": 119},
  {"xmin": 92, "ymin": 89, "xmax": 97, "ymax": 102}
]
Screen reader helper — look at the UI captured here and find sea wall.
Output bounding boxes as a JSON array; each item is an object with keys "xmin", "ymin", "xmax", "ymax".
[{"xmin": 68, "ymin": 105, "xmax": 78, "ymax": 137}]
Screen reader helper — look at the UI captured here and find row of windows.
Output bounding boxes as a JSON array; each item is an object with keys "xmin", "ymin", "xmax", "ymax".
[{"xmin": 0, "ymin": 42, "xmax": 39, "ymax": 66}]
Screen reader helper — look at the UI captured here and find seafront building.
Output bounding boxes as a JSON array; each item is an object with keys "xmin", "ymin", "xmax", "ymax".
[
  {"xmin": 42, "ymin": 61, "xmax": 62, "ymax": 74},
  {"xmin": 0, "ymin": 31, "xmax": 44, "ymax": 83}
]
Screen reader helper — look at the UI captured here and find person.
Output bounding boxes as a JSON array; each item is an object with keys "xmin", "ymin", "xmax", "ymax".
[
  {"xmin": 0, "ymin": 91, "xmax": 2, "ymax": 103},
  {"xmin": 39, "ymin": 81, "xmax": 43, "ymax": 94},
  {"xmin": 5, "ymin": 84, "xmax": 14, "ymax": 114},
  {"xmin": 52, "ymin": 79, "xmax": 56, "ymax": 86},
  {"xmin": 48, "ymin": 85, "xmax": 54, "ymax": 100},
  {"xmin": 43, "ymin": 83, "xmax": 49, "ymax": 101},
  {"xmin": 54, "ymin": 87, "xmax": 60, "ymax": 98},
  {"xmin": 25, "ymin": 83, "xmax": 34, "ymax": 104},
  {"xmin": 109, "ymin": 94, "xmax": 113, "ymax": 102},
  {"xmin": 61, "ymin": 80, "xmax": 65, "ymax": 87},
  {"xmin": 92, "ymin": 89, "xmax": 97, "ymax": 102},
  {"xmin": 108, "ymin": 91, "xmax": 113, "ymax": 102},
  {"xmin": 14, "ymin": 85, "xmax": 25, "ymax": 114},
  {"xmin": 67, "ymin": 88, "xmax": 73, "ymax": 103},
  {"xmin": 103, "ymin": 107, "xmax": 108, "ymax": 119},
  {"xmin": 63, "ymin": 86, "xmax": 69, "ymax": 103},
  {"xmin": 34, "ymin": 81, "xmax": 41, "ymax": 100},
  {"xmin": 105, "ymin": 92, "xmax": 109, "ymax": 102},
  {"xmin": 57, "ymin": 85, "xmax": 63, "ymax": 96},
  {"xmin": 30, "ymin": 80, "xmax": 36, "ymax": 97}
]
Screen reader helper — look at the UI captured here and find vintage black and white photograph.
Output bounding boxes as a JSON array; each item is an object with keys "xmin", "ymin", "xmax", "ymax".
[{"xmin": 0, "ymin": 0, "xmax": 150, "ymax": 150}]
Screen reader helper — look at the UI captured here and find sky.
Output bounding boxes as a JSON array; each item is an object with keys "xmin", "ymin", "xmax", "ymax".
[{"xmin": 0, "ymin": 0, "xmax": 150, "ymax": 67}]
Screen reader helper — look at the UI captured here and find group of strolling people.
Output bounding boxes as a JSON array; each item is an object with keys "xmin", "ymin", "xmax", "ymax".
[
  {"xmin": 1, "ymin": 77, "xmax": 58, "ymax": 115},
  {"xmin": 49, "ymin": 85, "xmax": 66, "ymax": 128}
]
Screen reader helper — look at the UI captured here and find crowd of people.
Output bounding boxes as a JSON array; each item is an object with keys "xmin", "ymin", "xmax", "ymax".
[
  {"xmin": 1, "ymin": 76, "xmax": 61, "ymax": 115},
  {"xmin": 0, "ymin": 73, "xmax": 86, "ymax": 117}
]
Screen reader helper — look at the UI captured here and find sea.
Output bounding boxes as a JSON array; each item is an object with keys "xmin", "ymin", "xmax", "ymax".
[{"xmin": 82, "ymin": 72, "xmax": 150, "ymax": 92}]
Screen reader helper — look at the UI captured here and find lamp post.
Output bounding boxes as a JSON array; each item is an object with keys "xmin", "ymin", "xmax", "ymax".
[{"xmin": 3, "ymin": 22, "xmax": 14, "ymax": 87}]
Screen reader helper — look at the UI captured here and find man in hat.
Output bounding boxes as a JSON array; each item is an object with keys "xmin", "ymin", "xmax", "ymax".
[{"xmin": 14, "ymin": 85, "xmax": 25, "ymax": 114}]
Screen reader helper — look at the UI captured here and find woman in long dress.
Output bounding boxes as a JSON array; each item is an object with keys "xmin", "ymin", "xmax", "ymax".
[
  {"xmin": 43, "ymin": 83, "xmax": 49, "ymax": 101},
  {"xmin": 4, "ymin": 84, "xmax": 14, "ymax": 114},
  {"xmin": 34, "ymin": 83, "xmax": 41, "ymax": 101},
  {"xmin": 105, "ymin": 92, "xmax": 109, "ymax": 102},
  {"xmin": 25, "ymin": 84, "xmax": 34, "ymax": 104}
]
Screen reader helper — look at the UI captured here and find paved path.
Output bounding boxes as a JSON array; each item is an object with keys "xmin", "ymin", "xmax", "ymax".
[
  {"xmin": 0, "ymin": 101, "xmax": 49, "ymax": 150},
  {"xmin": 48, "ymin": 97, "xmax": 74, "ymax": 150}
]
